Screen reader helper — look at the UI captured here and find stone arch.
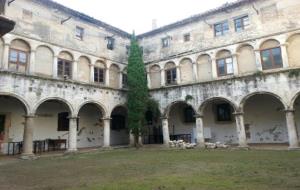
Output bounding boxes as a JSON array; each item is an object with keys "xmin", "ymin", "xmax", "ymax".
[
  {"xmin": 179, "ymin": 57, "xmax": 194, "ymax": 84},
  {"xmin": 95, "ymin": 60, "xmax": 106, "ymax": 68},
  {"xmin": 216, "ymin": 49, "xmax": 232, "ymax": 59},
  {"xmin": 287, "ymin": 33, "xmax": 300, "ymax": 67},
  {"xmin": 289, "ymin": 91, "xmax": 300, "ymax": 110},
  {"xmin": 236, "ymin": 44, "xmax": 257, "ymax": 74},
  {"xmin": 197, "ymin": 54, "xmax": 212, "ymax": 81},
  {"xmin": 239, "ymin": 91, "xmax": 287, "ymax": 111},
  {"xmin": 164, "ymin": 100, "xmax": 196, "ymax": 118},
  {"xmin": 109, "ymin": 64, "xmax": 120, "ymax": 88},
  {"xmin": 110, "ymin": 105, "xmax": 129, "ymax": 146},
  {"xmin": 58, "ymin": 51, "xmax": 73, "ymax": 61},
  {"xmin": 259, "ymin": 39, "xmax": 280, "ymax": 50},
  {"xmin": 33, "ymin": 97, "xmax": 75, "ymax": 116},
  {"xmin": 10, "ymin": 38, "xmax": 31, "ymax": 52},
  {"xmin": 150, "ymin": 64, "xmax": 161, "ymax": 88},
  {"xmin": 78, "ymin": 56, "xmax": 91, "ymax": 83},
  {"xmin": 76, "ymin": 100, "xmax": 108, "ymax": 118},
  {"xmin": 0, "ymin": 92, "xmax": 30, "ymax": 114},
  {"xmin": 35, "ymin": 45, "xmax": 54, "ymax": 76},
  {"xmin": 198, "ymin": 97, "xmax": 238, "ymax": 115},
  {"xmin": 164, "ymin": 61, "xmax": 176, "ymax": 69}
]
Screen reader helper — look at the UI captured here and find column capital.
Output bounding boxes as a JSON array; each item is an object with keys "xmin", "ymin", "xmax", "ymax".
[
  {"xmin": 194, "ymin": 114, "xmax": 203, "ymax": 118},
  {"xmin": 102, "ymin": 117, "xmax": 112, "ymax": 121},
  {"xmin": 160, "ymin": 116, "xmax": 168, "ymax": 120},
  {"xmin": 23, "ymin": 114, "xmax": 36, "ymax": 118},
  {"xmin": 233, "ymin": 112, "xmax": 244, "ymax": 116},
  {"xmin": 68, "ymin": 116, "xmax": 79, "ymax": 120},
  {"xmin": 284, "ymin": 109, "xmax": 295, "ymax": 113}
]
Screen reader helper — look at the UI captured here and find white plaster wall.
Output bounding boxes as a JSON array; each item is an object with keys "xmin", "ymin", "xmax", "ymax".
[{"xmin": 244, "ymin": 95, "xmax": 288, "ymax": 143}]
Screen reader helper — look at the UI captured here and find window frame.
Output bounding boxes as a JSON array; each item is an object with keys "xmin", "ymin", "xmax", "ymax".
[
  {"xmin": 75, "ymin": 26, "xmax": 84, "ymax": 40},
  {"xmin": 57, "ymin": 58, "xmax": 72, "ymax": 79},
  {"xmin": 8, "ymin": 48, "xmax": 28, "ymax": 72},
  {"xmin": 215, "ymin": 103, "xmax": 232, "ymax": 122},
  {"xmin": 94, "ymin": 66, "xmax": 105, "ymax": 84},
  {"xmin": 216, "ymin": 56, "xmax": 234, "ymax": 77},
  {"xmin": 260, "ymin": 46, "xmax": 283, "ymax": 70},
  {"xmin": 214, "ymin": 21, "xmax": 229, "ymax": 37},
  {"xmin": 162, "ymin": 37, "xmax": 171, "ymax": 48},
  {"xmin": 165, "ymin": 68, "xmax": 177, "ymax": 85},
  {"xmin": 183, "ymin": 33, "xmax": 191, "ymax": 42},
  {"xmin": 106, "ymin": 37, "xmax": 115, "ymax": 50},
  {"xmin": 122, "ymin": 73, "xmax": 128, "ymax": 88},
  {"xmin": 234, "ymin": 15, "xmax": 249, "ymax": 32}
]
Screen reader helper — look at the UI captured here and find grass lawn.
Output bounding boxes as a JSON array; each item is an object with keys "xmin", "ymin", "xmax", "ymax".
[{"xmin": 0, "ymin": 149, "xmax": 299, "ymax": 190}]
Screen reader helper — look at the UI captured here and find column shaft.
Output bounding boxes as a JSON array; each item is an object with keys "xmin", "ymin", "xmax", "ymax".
[
  {"xmin": 285, "ymin": 110, "xmax": 299, "ymax": 149},
  {"xmin": 2, "ymin": 44, "xmax": 9, "ymax": 70},
  {"xmin": 68, "ymin": 117, "xmax": 77, "ymax": 152},
  {"xmin": 195, "ymin": 116, "xmax": 205, "ymax": 147},
  {"xmin": 103, "ymin": 118, "xmax": 111, "ymax": 147},
  {"xmin": 21, "ymin": 115, "xmax": 35, "ymax": 159},
  {"xmin": 234, "ymin": 113, "xmax": 248, "ymax": 147},
  {"xmin": 162, "ymin": 118, "xmax": 170, "ymax": 146}
]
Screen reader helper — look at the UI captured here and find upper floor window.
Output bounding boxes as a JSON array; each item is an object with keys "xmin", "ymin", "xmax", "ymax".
[
  {"xmin": 234, "ymin": 15, "xmax": 249, "ymax": 32},
  {"xmin": 183, "ymin": 33, "xmax": 191, "ymax": 42},
  {"xmin": 106, "ymin": 37, "xmax": 115, "ymax": 50},
  {"xmin": 9, "ymin": 39, "xmax": 30, "ymax": 73},
  {"xmin": 216, "ymin": 50, "xmax": 233, "ymax": 76},
  {"xmin": 214, "ymin": 21, "xmax": 229, "ymax": 37},
  {"xmin": 75, "ymin": 26, "xmax": 84, "ymax": 40},
  {"xmin": 126, "ymin": 45, "xmax": 130, "ymax": 55},
  {"xmin": 165, "ymin": 62, "xmax": 177, "ymax": 85},
  {"xmin": 94, "ymin": 67, "xmax": 105, "ymax": 84},
  {"xmin": 22, "ymin": 9, "xmax": 33, "ymax": 20},
  {"xmin": 162, "ymin": 37, "xmax": 171, "ymax": 48},
  {"xmin": 260, "ymin": 40, "xmax": 283, "ymax": 70},
  {"xmin": 122, "ymin": 72, "xmax": 128, "ymax": 88},
  {"xmin": 57, "ymin": 59, "xmax": 72, "ymax": 79}
]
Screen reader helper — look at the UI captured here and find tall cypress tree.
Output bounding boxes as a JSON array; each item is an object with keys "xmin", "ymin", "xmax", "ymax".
[{"xmin": 127, "ymin": 32, "xmax": 148, "ymax": 147}]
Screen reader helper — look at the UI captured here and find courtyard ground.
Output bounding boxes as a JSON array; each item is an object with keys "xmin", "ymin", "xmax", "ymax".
[{"xmin": 0, "ymin": 148, "xmax": 299, "ymax": 190}]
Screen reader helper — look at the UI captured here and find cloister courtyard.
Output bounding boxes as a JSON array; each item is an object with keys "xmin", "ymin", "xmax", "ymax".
[{"xmin": 0, "ymin": 148, "xmax": 299, "ymax": 190}]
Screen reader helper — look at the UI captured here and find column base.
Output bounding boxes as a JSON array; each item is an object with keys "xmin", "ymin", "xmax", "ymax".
[
  {"xmin": 196, "ymin": 143, "xmax": 206, "ymax": 149},
  {"xmin": 237, "ymin": 145, "xmax": 250, "ymax": 150},
  {"xmin": 288, "ymin": 147, "xmax": 300, "ymax": 151},
  {"xmin": 102, "ymin": 146, "xmax": 112, "ymax": 150},
  {"xmin": 65, "ymin": 149, "xmax": 78, "ymax": 155},
  {"xmin": 20, "ymin": 153, "xmax": 37, "ymax": 160}
]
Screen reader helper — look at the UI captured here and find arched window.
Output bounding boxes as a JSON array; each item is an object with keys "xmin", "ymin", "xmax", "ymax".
[
  {"xmin": 150, "ymin": 65, "xmax": 161, "ymax": 88},
  {"xmin": 94, "ymin": 60, "xmax": 106, "ymax": 84},
  {"xmin": 122, "ymin": 68, "xmax": 127, "ymax": 88},
  {"xmin": 35, "ymin": 46, "xmax": 53, "ymax": 76},
  {"xmin": 197, "ymin": 54, "xmax": 212, "ymax": 81},
  {"xmin": 78, "ymin": 56, "xmax": 90, "ymax": 83},
  {"xmin": 57, "ymin": 51, "xmax": 73, "ymax": 79},
  {"xmin": 9, "ymin": 39, "xmax": 30, "ymax": 73},
  {"xmin": 109, "ymin": 64, "xmax": 120, "ymax": 88},
  {"xmin": 165, "ymin": 62, "xmax": 177, "ymax": 85},
  {"xmin": 216, "ymin": 50, "xmax": 233, "ymax": 76},
  {"xmin": 260, "ymin": 40, "xmax": 282, "ymax": 70},
  {"xmin": 180, "ymin": 58, "xmax": 194, "ymax": 83}
]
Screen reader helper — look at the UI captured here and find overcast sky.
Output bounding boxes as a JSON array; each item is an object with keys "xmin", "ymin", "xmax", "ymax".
[{"xmin": 54, "ymin": 0, "xmax": 236, "ymax": 34}]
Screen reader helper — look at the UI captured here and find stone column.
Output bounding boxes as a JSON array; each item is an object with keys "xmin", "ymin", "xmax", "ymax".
[
  {"xmin": 89, "ymin": 64, "xmax": 94, "ymax": 83},
  {"xmin": 254, "ymin": 49, "xmax": 263, "ymax": 71},
  {"xmin": 161, "ymin": 117, "xmax": 170, "ymax": 146},
  {"xmin": 281, "ymin": 43, "xmax": 289, "ymax": 68},
  {"xmin": 195, "ymin": 114, "xmax": 205, "ymax": 148},
  {"xmin": 176, "ymin": 66, "xmax": 181, "ymax": 84},
  {"xmin": 67, "ymin": 117, "xmax": 78, "ymax": 152},
  {"xmin": 232, "ymin": 54, "xmax": 239, "ymax": 76},
  {"xmin": 28, "ymin": 50, "xmax": 36, "ymax": 74},
  {"xmin": 211, "ymin": 58, "xmax": 218, "ymax": 79},
  {"xmin": 147, "ymin": 71, "xmax": 151, "ymax": 89},
  {"xmin": 2, "ymin": 43, "xmax": 9, "ymax": 70},
  {"xmin": 129, "ymin": 132, "xmax": 134, "ymax": 146},
  {"xmin": 21, "ymin": 115, "xmax": 35, "ymax": 159},
  {"xmin": 161, "ymin": 69, "xmax": 165, "ymax": 86},
  {"xmin": 103, "ymin": 117, "xmax": 111, "ymax": 148},
  {"xmin": 72, "ymin": 60, "xmax": 78, "ymax": 80},
  {"xmin": 119, "ymin": 71, "xmax": 123, "ymax": 88},
  {"xmin": 234, "ymin": 112, "xmax": 248, "ymax": 148},
  {"xmin": 285, "ymin": 109, "xmax": 299, "ymax": 149},
  {"xmin": 105, "ymin": 68, "xmax": 110, "ymax": 86},
  {"xmin": 192, "ymin": 62, "xmax": 198, "ymax": 81},
  {"xmin": 53, "ymin": 55, "xmax": 58, "ymax": 78}
]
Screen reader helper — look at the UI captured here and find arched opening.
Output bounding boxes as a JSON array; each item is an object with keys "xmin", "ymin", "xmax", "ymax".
[
  {"xmin": 237, "ymin": 44, "xmax": 257, "ymax": 74},
  {"xmin": 168, "ymin": 102, "xmax": 196, "ymax": 143},
  {"xmin": 110, "ymin": 106, "xmax": 129, "ymax": 146},
  {"xmin": 260, "ymin": 39, "xmax": 283, "ymax": 70},
  {"xmin": 77, "ymin": 56, "xmax": 91, "ymax": 83},
  {"xmin": 58, "ymin": 51, "xmax": 73, "ymax": 79},
  {"xmin": 164, "ymin": 62, "xmax": 177, "ymax": 85},
  {"xmin": 0, "ymin": 95, "xmax": 28, "ymax": 154},
  {"xmin": 287, "ymin": 34, "xmax": 300, "ymax": 68},
  {"xmin": 293, "ymin": 95, "xmax": 300, "ymax": 141},
  {"xmin": 94, "ymin": 60, "xmax": 106, "ymax": 85},
  {"xmin": 109, "ymin": 64, "xmax": 120, "ymax": 89},
  {"xmin": 35, "ymin": 45, "xmax": 54, "ymax": 76},
  {"xmin": 197, "ymin": 54, "xmax": 212, "ymax": 81},
  {"xmin": 150, "ymin": 65, "xmax": 161, "ymax": 88},
  {"xmin": 179, "ymin": 58, "xmax": 194, "ymax": 84},
  {"xmin": 143, "ymin": 104, "xmax": 163, "ymax": 144},
  {"xmin": 9, "ymin": 39, "xmax": 30, "ymax": 73},
  {"xmin": 242, "ymin": 93, "xmax": 288, "ymax": 147},
  {"xmin": 34, "ymin": 99, "xmax": 73, "ymax": 152},
  {"xmin": 215, "ymin": 50, "xmax": 233, "ymax": 77},
  {"xmin": 77, "ymin": 103, "xmax": 105, "ymax": 148},
  {"xmin": 200, "ymin": 98, "xmax": 237, "ymax": 144}
]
